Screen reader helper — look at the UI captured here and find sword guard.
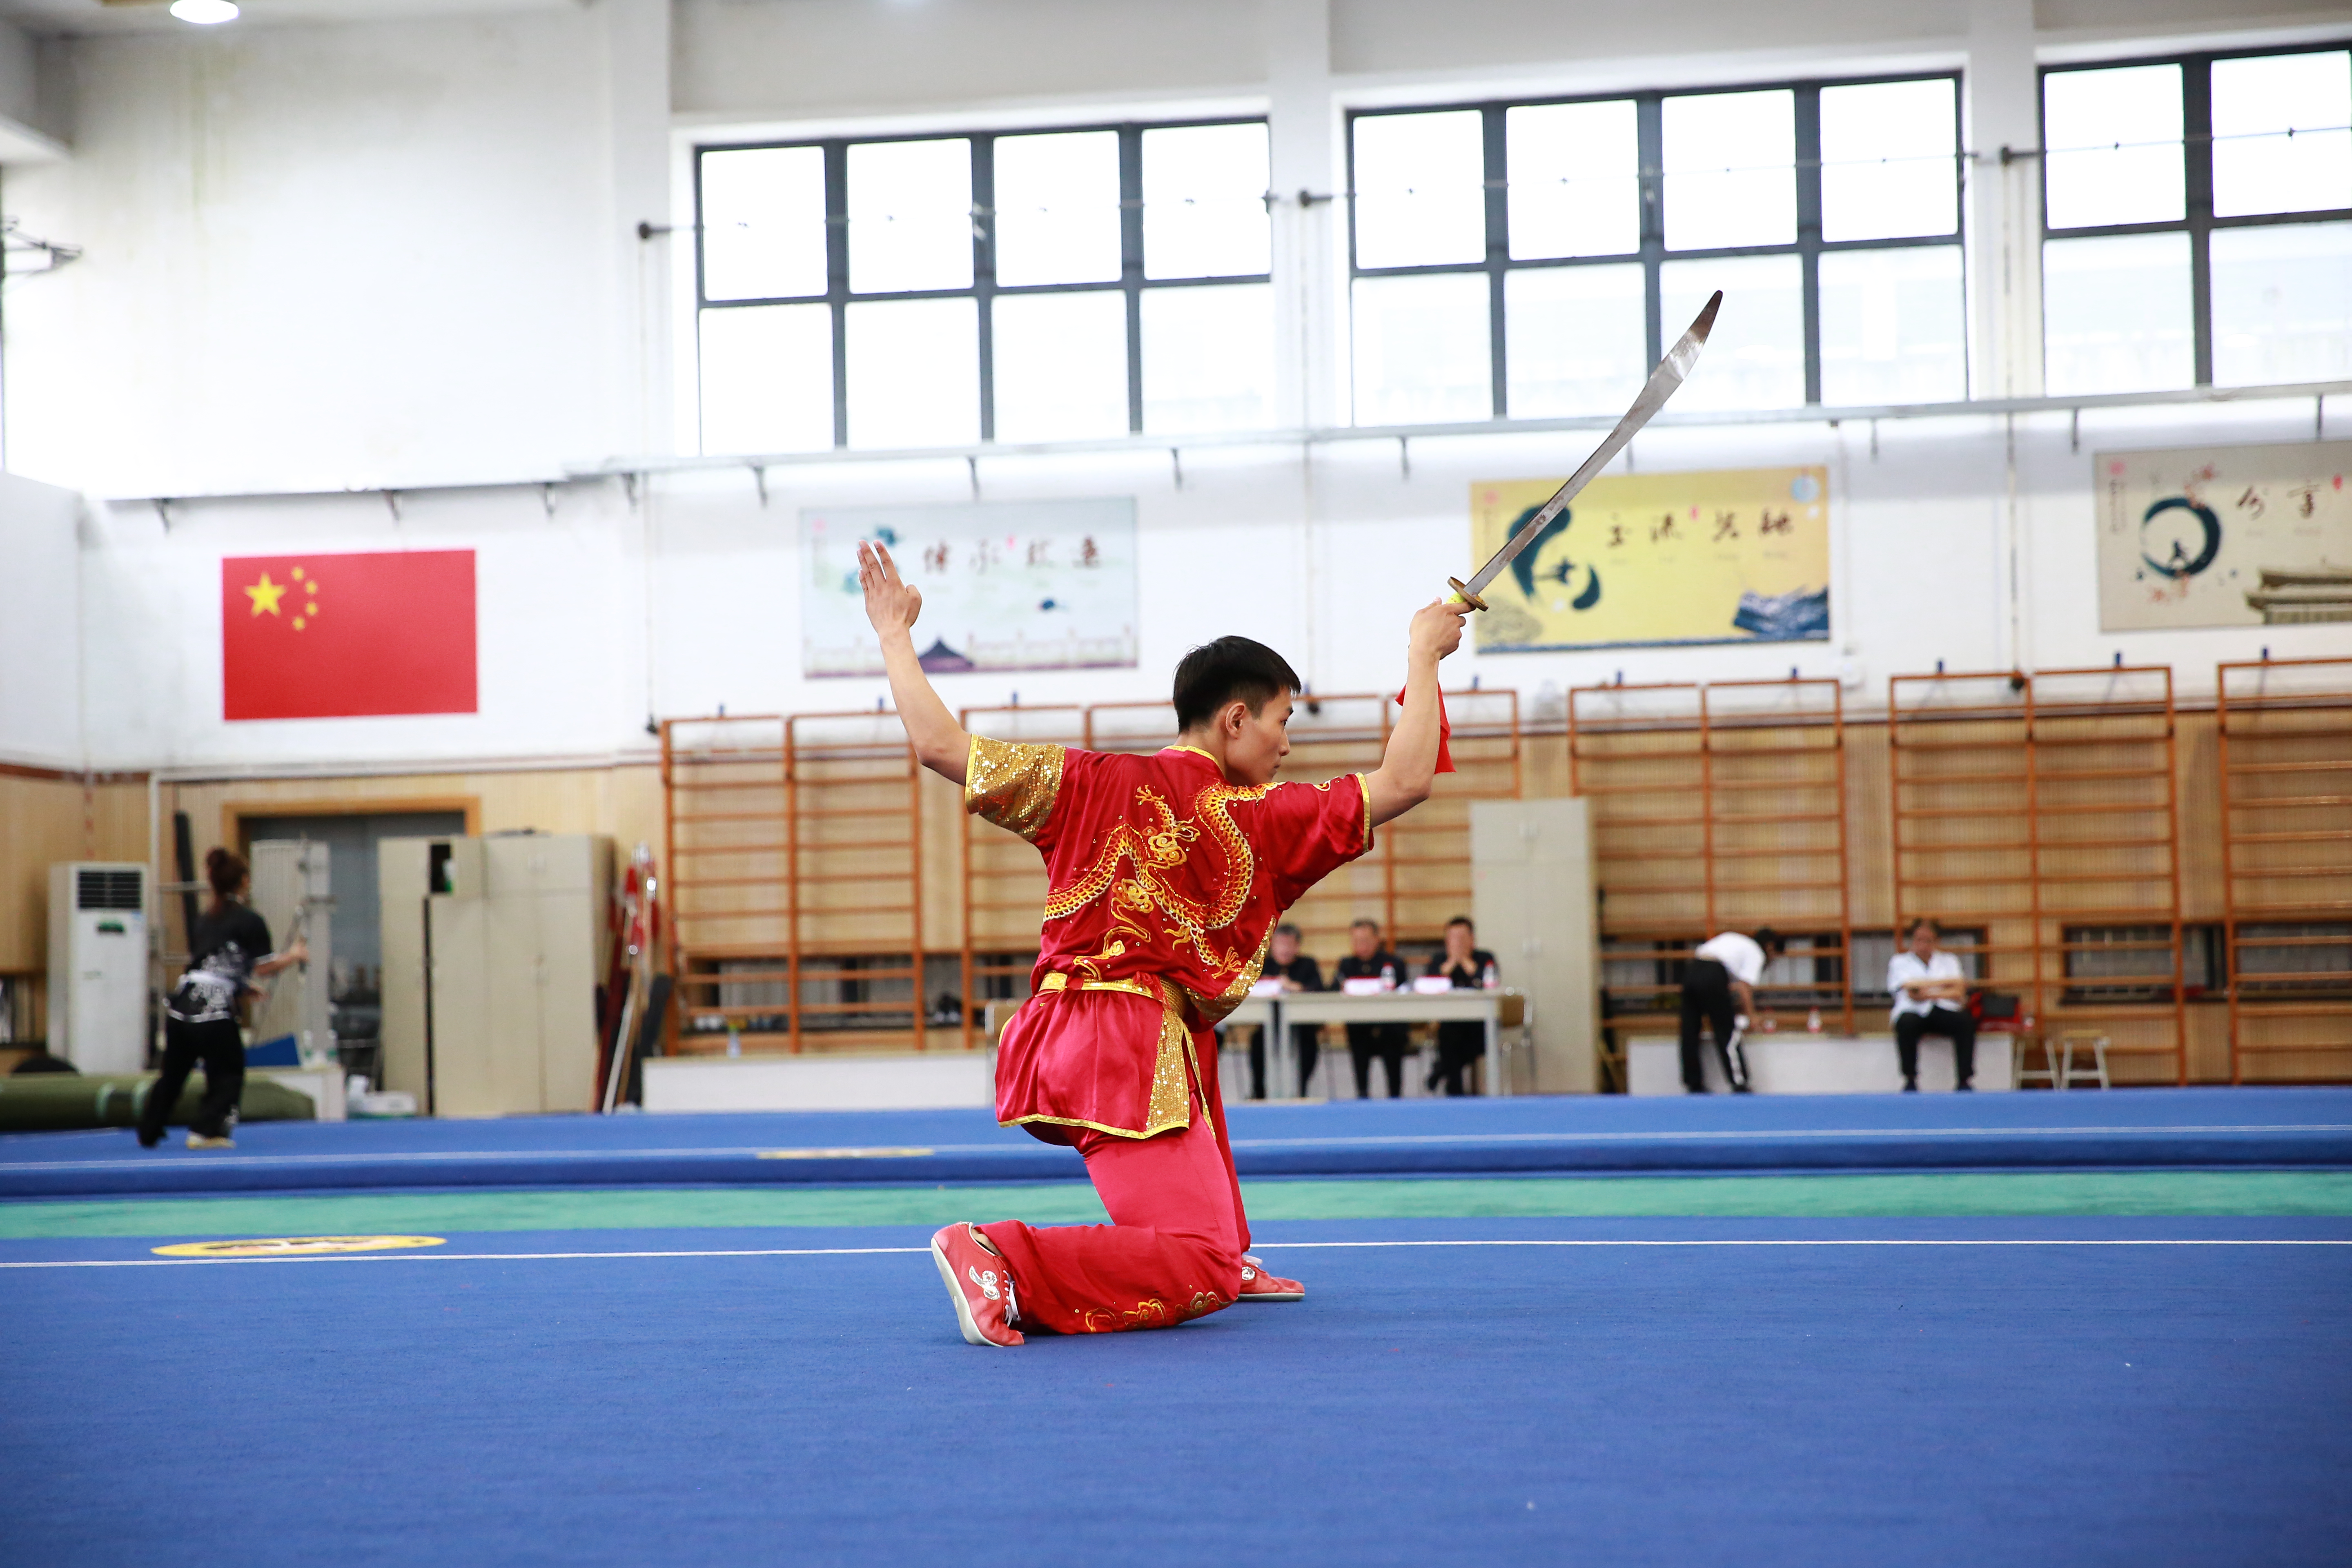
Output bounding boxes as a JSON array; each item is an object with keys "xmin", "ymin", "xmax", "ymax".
[{"xmin": 1446, "ymin": 578, "xmax": 1490, "ymax": 612}]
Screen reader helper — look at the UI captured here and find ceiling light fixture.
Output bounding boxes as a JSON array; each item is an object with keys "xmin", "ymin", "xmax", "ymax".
[{"xmin": 169, "ymin": 0, "xmax": 241, "ymax": 23}]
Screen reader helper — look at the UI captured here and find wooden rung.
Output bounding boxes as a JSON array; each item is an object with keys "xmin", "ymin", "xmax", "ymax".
[
  {"xmin": 676, "ymin": 874, "xmax": 793, "ymax": 889},
  {"xmin": 670, "ymin": 843, "xmax": 791, "ymax": 857},
  {"xmin": 2226, "ymin": 794, "xmax": 2352, "ymax": 810},
  {"xmin": 2231, "ymin": 829, "xmax": 2352, "ymax": 845},
  {"xmin": 674, "ymin": 905, "xmax": 794, "ymax": 920},
  {"xmin": 667, "ymin": 779, "xmax": 786, "ymax": 792},
  {"xmin": 2224, "ymin": 759, "xmax": 2352, "ymax": 775}
]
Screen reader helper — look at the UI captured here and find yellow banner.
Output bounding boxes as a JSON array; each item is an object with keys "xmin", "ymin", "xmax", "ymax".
[{"xmin": 1468, "ymin": 466, "xmax": 1831, "ymax": 650}]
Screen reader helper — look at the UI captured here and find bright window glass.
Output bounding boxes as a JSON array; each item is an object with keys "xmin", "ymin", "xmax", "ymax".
[
  {"xmin": 845, "ymin": 296, "xmax": 978, "ymax": 447},
  {"xmin": 2042, "ymin": 231, "xmax": 2194, "ymax": 394},
  {"xmin": 993, "ymin": 131, "xmax": 1122, "ymax": 285},
  {"xmin": 1507, "ymin": 101, "xmax": 1641, "ymax": 259},
  {"xmin": 1504, "ymin": 264, "xmax": 1648, "ymax": 417},
  {"xmin": 1353, "ymin": 110, "xmax": 1488, "ymax": 269},
  {"xmin": 698, "ymin": 304, "xmax": 833, "ymax": 454},
  {"xmin": 701, "ymin": 147, "xmax": 828, "ymax": 302},
  {"xmin": 1817, "ymin": 247, "xmax": 1966, "ymax": 405},
  {"xmin": 1140, "ymin": 283, "xmax": 1273, "ymax": 432},
  {"xmin": 991, "ymin": 291, "xmax": 1129, "ymax": 441},
  {"xmin": 1142, "ymin": 123, "xmax": 1270, "ymax": 280},
  {"xmin": 1660, "ymin": 253, "xmax": 1804, "ymax": 408},
  {"xmin": 1352, "ymin": 272, "xmax": 1492, "ymax": 425},
  {"xmin": 1662, "ymin": 89, "xmax": 1795, "ymax": 251},
  {"xmin": 846, "ymin": 138, "xmax": 973, "ymax": 294},
  {"xmin": 2211, "ymin": 221, "xmax": 2352, "ymax": 386},
  {"xmin": 2043, "ymin": 65, "xmax": 2185, "ymax": 229},
  {"xmin": 1820, "ymin": 79, "xmax": 1958, "ymax": 241},
  {"xmin": 2211, "ymin": 51, "xmax": 2352, "ymax": 218}
]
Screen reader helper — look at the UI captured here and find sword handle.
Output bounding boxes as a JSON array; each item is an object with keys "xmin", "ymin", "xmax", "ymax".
[{"xmin": 1446, "ymin": 578, "xmax": 1490, "ymax": 612}]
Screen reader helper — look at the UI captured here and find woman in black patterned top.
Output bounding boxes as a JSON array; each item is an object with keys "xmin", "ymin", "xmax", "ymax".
[{"xmin": 137, "ymin": 848, "xmax": 306, "ymax": 1150}]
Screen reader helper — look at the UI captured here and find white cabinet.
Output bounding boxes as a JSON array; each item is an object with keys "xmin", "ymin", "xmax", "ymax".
[
  {"xmin": 379, "ymin": 835, "xmax": 612, "ymax": 1117},
  {"xmin": 1471, "ymin": 800, "xmax": 1597, "ymax": 1094}
]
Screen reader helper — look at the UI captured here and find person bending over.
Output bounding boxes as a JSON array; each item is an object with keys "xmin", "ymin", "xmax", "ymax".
[
  {"xmin": 1424, "ymin": 915, "xmax": 1497, "ymax": 1096},
  {"xmin": 855, "ymin": 540, "xmax": 1468, "ymax": 1347},
  {"xmin": 1679, "ymin": 927, "xmax": 1782, "ymax": 1094},
  {"xmin": 138, "ymin": 848, "xmax": 308, "ymax": 1151},
  {"xmin": 1333, "ymin": 918, "xmax": 1410, "ymax": 1099},
  {"xmin": 1248, "ymin": 922, "xmax": 1324, "ymax": 1100},
  {"xmin": 1888, "ymin": 917, "xmax": 1975, "ymax": 1092}
]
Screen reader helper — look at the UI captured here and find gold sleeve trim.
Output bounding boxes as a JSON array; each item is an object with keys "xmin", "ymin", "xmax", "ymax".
[
  {"xmin": 1353, "ymin": 771, "xmax": 1375, "ymax": 853},
  {"xmin": 964, "ymin": 735, "xmax": 1066, "ymax": 844}
]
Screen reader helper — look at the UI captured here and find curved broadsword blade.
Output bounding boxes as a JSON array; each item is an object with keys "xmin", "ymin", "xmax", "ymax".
[{"xmin": 1456, "ymin": 290, "xmax": 1722, "ymax": 604}]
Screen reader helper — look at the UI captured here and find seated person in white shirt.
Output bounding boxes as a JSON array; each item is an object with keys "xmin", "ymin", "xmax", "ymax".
[
  {"xmin": 1679, "ymin": 927, "xmax": 1782, "ymax": 1094},
  {"xmin": 1886, "ymin": 916, "xmax": 1975, "ymax": 1092}
]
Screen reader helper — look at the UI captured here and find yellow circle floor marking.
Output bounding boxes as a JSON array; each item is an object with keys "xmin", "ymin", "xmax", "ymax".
[
  {"xmin": 152, "ymin": 1236, "xmax": 447, "ymax": 1258},
  {"xmin": 755, "ymin": 1146, "xmax": 934, "ymax": 1160}
]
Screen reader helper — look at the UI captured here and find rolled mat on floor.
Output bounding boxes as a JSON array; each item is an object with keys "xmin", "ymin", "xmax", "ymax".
[{"xmin": 0, "ymin": 1074, "xmax": 316, "ymax": 1133}]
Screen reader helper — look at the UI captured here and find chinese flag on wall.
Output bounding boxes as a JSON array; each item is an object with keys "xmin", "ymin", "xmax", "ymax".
[{"xmin": 221, "ymin": 550, "xmax": 477, "ymax": 720}]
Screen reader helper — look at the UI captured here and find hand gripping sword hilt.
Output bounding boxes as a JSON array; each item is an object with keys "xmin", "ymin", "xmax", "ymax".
[{"xmin": 1446, "ymin": 577, "xmax": 1490, "ymax": 612}]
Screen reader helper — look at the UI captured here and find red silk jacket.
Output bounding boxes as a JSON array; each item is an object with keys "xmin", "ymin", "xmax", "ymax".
[{"xmin": 967, "ymin": 737, "xmax": 1374, "ymax": 1141}]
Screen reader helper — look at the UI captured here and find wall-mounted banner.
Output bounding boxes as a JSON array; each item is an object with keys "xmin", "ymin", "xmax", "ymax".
[
  {"xmin": 1467, "ymin": 467, "xmax": 1831, "ymax": 651},
  {"xmin": 221, "ymin": 550, "xmax": 477, "ymax": 720},
  {"xmin": 802, "ymin": 498, "xmax": 1138, "ymax": 678},
  {"xmin": 2096, "ymin": 441, "xmax": 2352, "ymax": 630}
]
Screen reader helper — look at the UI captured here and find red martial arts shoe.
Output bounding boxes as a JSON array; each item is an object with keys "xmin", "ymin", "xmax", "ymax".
[
  {"xmin": 1236, "ymin": 1253, "xmax": 1303, "ymax": 1302},
  {"xmin": 931, "ymin": 1223, "xmax": 1024, "ymax": 1347}
]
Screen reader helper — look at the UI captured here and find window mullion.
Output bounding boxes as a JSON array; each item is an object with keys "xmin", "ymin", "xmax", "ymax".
[
  {"xmin": 825, "ymin": 140, "xmax": 849, "ymax": 449},
  {"xmin": 2184, "ymin": 56, "xmax": 2215, "ymax": 387},
  {"xmin": 1637, "ymin": 95, "xmax": 1665, "ymax": 368},
  {"xmin": 1796, "ymin": 84, "xmax": 1824, "ymax": 406},
  {"xmin": 1485, "ymin": 105, "xmax": 1509, "ymax": 420},
  {"xmin": 973, "ymin": 135, "xmax": 997, "ymax": 443},
  {"xmin": 1120, "ymin": 125, "xmax": 1145, "ymax": 434}
]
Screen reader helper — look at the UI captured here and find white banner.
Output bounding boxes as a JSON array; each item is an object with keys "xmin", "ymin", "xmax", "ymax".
[{"xmin": 2096, "ymin": 440, "xmax": 2352, "ymax": 630}]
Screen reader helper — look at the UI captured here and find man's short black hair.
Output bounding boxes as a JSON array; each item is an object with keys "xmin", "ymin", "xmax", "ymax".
[
  {"xmin": 1173, "ymin": 636, "xmax": 1300, "ymax": 732},
  {"xmin": 1447, "ymin": 915, "xmax": 1474, "ymax": 931},
  {"xmin": 1754, "ymin": 926, "xmax": 1785, "ymax": 956}
]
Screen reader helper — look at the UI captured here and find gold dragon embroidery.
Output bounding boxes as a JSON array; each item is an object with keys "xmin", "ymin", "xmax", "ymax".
[{"xmin": 1044, "ymin": 780, "xmax": 1269, "ymax": 984}]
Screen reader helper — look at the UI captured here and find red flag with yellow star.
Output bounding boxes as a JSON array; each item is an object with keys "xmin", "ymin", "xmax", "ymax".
[{"xmin": 221, "ymin": 550, "xmax": 476, "ymax": 719}]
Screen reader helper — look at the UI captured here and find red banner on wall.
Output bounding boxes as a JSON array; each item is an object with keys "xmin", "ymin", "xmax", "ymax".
[{"xmin": 221, "ymin": 550, "xmax": 477, "ymax": 720}]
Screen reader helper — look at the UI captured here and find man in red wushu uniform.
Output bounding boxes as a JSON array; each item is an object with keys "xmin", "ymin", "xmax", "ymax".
[{"xmin": 855, "ymin": 540, "xmax": 1468, "ymax": 1348}]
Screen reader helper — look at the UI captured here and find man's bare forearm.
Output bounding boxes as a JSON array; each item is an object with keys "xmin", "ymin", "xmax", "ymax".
[
  {"xmin": 1364, "ymin": 648, "xmax": 1443, "ymax": 827},
  {"xmin": 880, "ymin": 630, "xmax": 969, "ymax": 785}
]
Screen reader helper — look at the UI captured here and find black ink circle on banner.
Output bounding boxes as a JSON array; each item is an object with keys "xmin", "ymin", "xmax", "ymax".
[{"xmin": 2139, "ymin": 497, "xmax": 2222, "ymax": 580}]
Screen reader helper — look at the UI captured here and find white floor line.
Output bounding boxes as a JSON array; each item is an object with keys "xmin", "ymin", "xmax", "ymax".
[{"xmin": 2, "ymin": 1237, "xmax": 2347, "ymax": 1269}]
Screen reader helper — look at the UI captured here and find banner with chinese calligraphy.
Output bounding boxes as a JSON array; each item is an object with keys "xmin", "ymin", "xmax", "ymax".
[
  {"xmin": 801, "ymin": 498, "xmax": 1138, "ymax": 677},
  {"xmin": 1466, "ymin": 466, "xmax": 1831, "ymax": 651},
  {"xmin": 2095, "ymin": 441, "xmax": 2352, "ymax": 630}
]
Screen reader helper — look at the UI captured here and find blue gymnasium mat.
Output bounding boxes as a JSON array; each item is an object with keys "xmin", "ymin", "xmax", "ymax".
[
  {"xmin": 4, "ymin": 1087, "xmax": 2350, "ymax": 1197},
  {"xmin": 3, "ymin": 1215, "xmax": 2347, "ymax": 1567}
]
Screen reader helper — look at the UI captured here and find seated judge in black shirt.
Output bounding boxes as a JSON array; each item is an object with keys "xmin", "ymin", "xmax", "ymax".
[
  {"xmin": 1247, "ymin": 922, "xmax": 1324, "ymax": 1099},
  {"xmin": 1425, "ymin": 915, "xmax": 1497, "ymax": 1096},
  {"xmin": 1332, "ymin": 917, "xmax": 1409, "ymax": 1099}
]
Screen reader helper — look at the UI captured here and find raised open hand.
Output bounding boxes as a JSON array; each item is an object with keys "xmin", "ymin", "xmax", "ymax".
[{"xmin": 858, "ymin": 541, "xmax": 923, "ymax": 639}]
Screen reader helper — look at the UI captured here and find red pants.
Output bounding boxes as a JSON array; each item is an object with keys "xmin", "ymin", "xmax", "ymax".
[{"xmin": 980, "ymin": 1044, "xmax": 1250, "ymax": 1335}]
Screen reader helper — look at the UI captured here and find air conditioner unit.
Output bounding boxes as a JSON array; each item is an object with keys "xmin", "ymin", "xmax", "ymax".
[{"xmin": 47, "ymin": 862, "xmax": 149, "ymax": 1075}]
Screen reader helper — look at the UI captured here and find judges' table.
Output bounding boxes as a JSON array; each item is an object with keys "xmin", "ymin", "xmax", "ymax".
[{"xmin": 1230, "ymin": 990, "xmax": 1515, "ymax": 1099}]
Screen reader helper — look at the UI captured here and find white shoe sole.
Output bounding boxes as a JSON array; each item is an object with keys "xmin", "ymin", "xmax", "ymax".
[
  {"xmin": 931, "ymin": 1231, "xmax": 1018, "ymax": 1348},
  {"xmin": 1237, "ymin": 1289, "xmax": 1304, "ymax": 1302}
]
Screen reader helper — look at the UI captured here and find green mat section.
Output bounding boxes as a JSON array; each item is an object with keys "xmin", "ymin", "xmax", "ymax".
[{"xmin": 4, "ymin": 1170, "xmax": 2351, "ymax": 1240}]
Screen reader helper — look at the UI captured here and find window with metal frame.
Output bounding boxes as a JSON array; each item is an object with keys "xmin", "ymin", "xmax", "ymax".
[
  {"xmin": 1344, "ymin": 72, "xmax": 1966, "ymax": 425},
  {"xmin": 694, "ymin": 119, "xmax": 1273, "ymax": 454},
  {"xmin": 2041, "ymin": 43, "xmax": 2352, "ymax": 394}
]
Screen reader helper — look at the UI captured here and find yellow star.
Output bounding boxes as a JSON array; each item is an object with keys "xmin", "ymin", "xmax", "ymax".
[{"xmin": 245, "ymin": 572, "xmax": 287, "ymax": 617}]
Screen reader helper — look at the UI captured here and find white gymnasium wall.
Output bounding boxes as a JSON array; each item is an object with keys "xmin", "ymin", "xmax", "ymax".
[
  {"xmin": 5, "ymin": 0, "xmax": 2346, "ymax": 771},
  {"xmin": 61, "ymin": 388, "xmax": 2344, "ymax": 774},
  {"xmin": 0, "ymin": 472, "xmax": 86, "ymax": 769},
  {"xmin": 0, "ymin": 2, "xmax": 661, "ymax": 499}
]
